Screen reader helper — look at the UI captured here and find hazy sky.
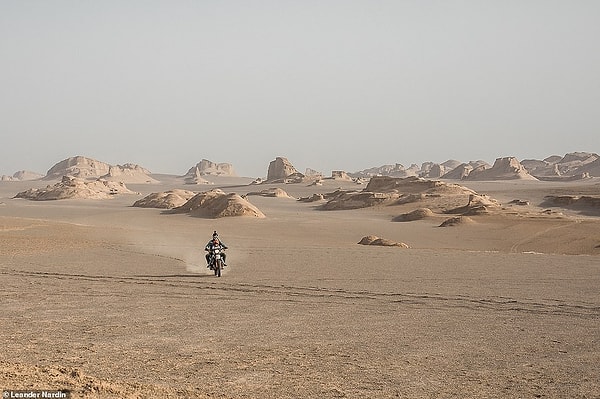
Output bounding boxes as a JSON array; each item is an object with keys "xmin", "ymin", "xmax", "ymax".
[{"xmin": 1, "ymin": 1, "xmax": 598, "ymax": 177}]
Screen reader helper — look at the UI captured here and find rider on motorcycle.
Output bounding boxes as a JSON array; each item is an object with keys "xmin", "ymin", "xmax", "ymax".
[{"xmin": 205, "ymin": 231, "xmax": 228, "ymax": 268}]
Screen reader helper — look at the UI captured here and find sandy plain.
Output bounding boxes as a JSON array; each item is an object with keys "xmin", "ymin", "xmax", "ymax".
[{"xmin": 1, "ymin": 177, "xmax": 599, "ymax": 398}]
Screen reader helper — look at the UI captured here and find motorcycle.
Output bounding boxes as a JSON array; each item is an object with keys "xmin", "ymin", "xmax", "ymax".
[{"xmin": 208, "ymin": 246, "xmax": 225, "ymax": 277}]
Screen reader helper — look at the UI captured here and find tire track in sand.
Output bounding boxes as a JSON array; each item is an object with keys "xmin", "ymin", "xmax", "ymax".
[{"xmin": 2, "ymin": 268, "xmax": 598, "ymax": 319}]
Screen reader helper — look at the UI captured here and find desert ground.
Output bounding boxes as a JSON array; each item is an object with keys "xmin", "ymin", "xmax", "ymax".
[{"xmin": 1, "ymin": 177, "xmax": 599, "ymax": 398}]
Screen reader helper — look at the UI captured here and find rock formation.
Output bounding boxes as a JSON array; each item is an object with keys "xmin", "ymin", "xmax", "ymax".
[
  {"xmin": 100, "ymin": 164, "xmax": 159, "ymax": 184},
  {"xmin": 572, "ymin": 156, "xmax": 600, "ymax": 178},
  {"xmin": 357, "ymin": 235, "xmax": 409, "ymax": 248},
  {"xmin": 15, "ymin": 176, "xmax": 135, "ymax": 200},
  {"xmin": 351, "ymin": 163, "xmax": 419, "ymax": 178},
  {"xmin": 365, "ymin": 176, "xmax": 474, "ymax": 195},
  {"xmin": 44, "ymin": 156, "xmax": 111, "ymax": 180},
  {"xmin": 41, "ymin": 156, "xmax": 158, "ymax": 183},
  {"xmin": 1, "ymin": 170, "xmax": 44, "ymax": 181},
  {"xmin": 465, "ymin": 157, "xmax": 537, "ymax": 181},
  {"xmin": 305, "ymin": 168, "xmax": 323, "ymax": 178},
  {"xmin": 132, "ymin": 190, "xmax": 197, "ymax": 209},
  {"xmin": 320, "ymin": 190, "xmax": 399, "ymax": 210},
  {"xmin": 184, "ymin": 159, "xmax": 236, "ymax": 177},
  {"xmin": 319, "ymin": 176, "xmax": 477, "ymax": 211},
  {"xmin": 392, "ymin": 208, "xmax": 435, "ymax": 222},
  {"xmin": 245, "ymin": 188, "xmax": 295, "ymax": 199},
  {"xmin": 183, "ymin": 167, "xmax": 213, "ymax": 185},
  {"xmin": 521, "ymin": 152, "xmax": 599, "ymax": 180},
  {"xmin": 440, "ymin": 160, "xmax": 490, "ymax": 180},
  {"xmin": 439, "ymin": 216, "xmax": 475, "ymax": 227},
  {"xmin": 331, "ymin": 171, "xmax": 353, "ymax": 181},
  {"xmin": 445, "ymin": 193, "xmax": 502, "ymax": 216},
  {"xmin": 541, "ymin": 195, "xmax": 600, "ymax": 216},
  {"xmin": 266, "ymin": 157, "xmax": 299, "ymax": 181},
  {"xmin": 419, "ymin": 163, "xmax": 445, "ymax": 178},
  {"xmin": 420, "ymin": 160, "xmax": 464, "ymax": 178},
  {"xmin": 298, "ymin": 193, "xmax": 325, "ymax": 202},
  {"xmin": 168, "ymin": 189, "xmax": 265, "ymax": 218}
]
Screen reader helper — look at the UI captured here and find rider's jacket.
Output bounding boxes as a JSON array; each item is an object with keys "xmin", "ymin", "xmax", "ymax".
[{"xmin": 205, "ymin": 241, "xmax": 227, "ymax": 252}]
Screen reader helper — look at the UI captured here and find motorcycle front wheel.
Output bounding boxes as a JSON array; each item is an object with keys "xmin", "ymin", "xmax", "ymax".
[{"xmin": 215, "ymin": 259, "xmax": 222, "ymax": 277}]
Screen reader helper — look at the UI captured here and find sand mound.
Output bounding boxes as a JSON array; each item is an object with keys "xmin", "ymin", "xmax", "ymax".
[
  {"xmin": 393, "ymin": 208, "xmax": 435, "ymax": 222},
  {"xmin": 246, "ymin": 188, "xmax": 295, "ymax": 199},
  {"xmin": 358, "ymin": 235, "xmax": 409, "ymax": 248},
  {"xmin": 14, "ymin": 176, "xmax": 135, "ymax": 200},
  {"xmin": 132, "ymin": 189, "xmax": 197, "ymax": 209},
  {"xmin": 168, "ymin": 189, "xmax": 265, "ymax": 218},
  {"xmin": 439, "ymin": 216, "xmax": 475, "ymax": 227}
]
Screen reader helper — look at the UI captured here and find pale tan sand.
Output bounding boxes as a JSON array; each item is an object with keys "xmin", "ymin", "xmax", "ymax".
[{"xmin": 0, "ymin": 178, "xmax": 599, "ymax": 398}]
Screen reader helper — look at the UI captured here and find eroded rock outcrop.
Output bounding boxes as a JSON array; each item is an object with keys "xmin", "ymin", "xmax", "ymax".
[
  {"xmin": 441, "ymin": 161, "xmax": 490, "ymax": 180},
  {"xmin": 15, "ymin": 176, "xmax": 135, "ymax": 200},
  {"xmin": 358, "ymin": 235, "xmax": 409, "ymax": 248},
  {"xmin": 1, "ymin": 171, "xmax": 44, "ymax": 181},
  {"xmin": 43, "ymin": 156, "xmax": 158, "ymax": 183},
  {"xmin": 132, "ymin": 190, "xmax": 197, "ymax": 209},
  {"xmin": 445, "ymin": 193, "xmax": 502, "ymax": 215},
  {"xmin": 319, "ymin": 176, "xmax": 477, "ymax": 211},
  {"xmin": 320, "ymin": 191, "xmax": 400, "ymax": 210},
  {"xmin": 465, "ymin": 157, "xmax": 537, "ymax": 181},
  {"xmin": 168, "ymin": 189, "xmax": 265, "ymax": 218},
  {"xmin": 101, "ymin": 164, "xmax": 159, "ymax": 184},
  {"xmin": 184, "ymin": 159, "xmax": 236, "ymax": 177},
  {"xmin": 184, "ymin": 167, "xmax": 213, "ymax": 185},
  {"xmin": 392, "ymin": 208, "xmax": 435, "ymax": 222},
  {"xmin": 246, "ymin": 188, "xmax": 295, "ymax": 199},
  {"xmin": 267, "ymin": 157, "xmax": 299, "ymax": 181},
  {"xmin": 331, "ymin": 171, "xmax": 353, "ymax": 181},
  {"xmin": 541, "ymin": 195, "xmax": 600, "ymax": 216},
  {"xmin": 44, "ymin": 156, "xmax": 111, "ymax": 180},
  {"xmin": 439, "ymin": 216, "xmax": 475, "ymax": 227}
]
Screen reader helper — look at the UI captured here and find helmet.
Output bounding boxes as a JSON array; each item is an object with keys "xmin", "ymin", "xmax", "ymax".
[{"xmin": 212, "ymin": 231, "xmax": 219, "ymax": 238}]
